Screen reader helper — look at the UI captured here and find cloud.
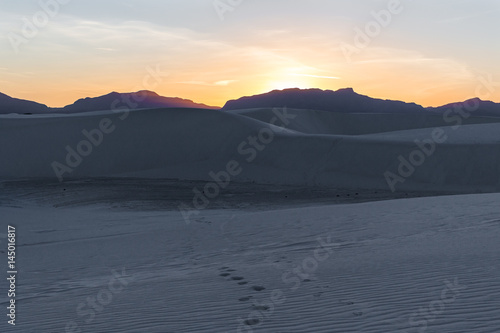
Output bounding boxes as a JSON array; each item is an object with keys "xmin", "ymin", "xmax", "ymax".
[{"xmin": 215, "ymin": 80, "xmax": 237, "ymax": 86}]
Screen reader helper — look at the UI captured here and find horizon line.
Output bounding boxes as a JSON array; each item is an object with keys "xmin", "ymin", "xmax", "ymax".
[{"xmin": 1, "ymin": 87, "xmax": 497, "ymax": 110}]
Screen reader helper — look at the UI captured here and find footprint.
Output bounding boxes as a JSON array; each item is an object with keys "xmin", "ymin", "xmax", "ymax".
[
  {"xmin": 238, "ymin": 281, "xmax": 248, "ymax": 285},
  {"xmin": 220, "ymin": 273, "xmax": 231, "ymax": 277},
  {"xmin": 231, "ymin": 276, "xmax": 245, "ymax": 281},
  {"xmin": 244, "ymin": 318, "xmax": 260, "ymax": 326},
  {"xmin": 251, "ymin": 286, "xmax": 266, "ymax": 291},
  {"xmin": 239, "ymin": 296, "xmax": 252, "ymax": 302}
]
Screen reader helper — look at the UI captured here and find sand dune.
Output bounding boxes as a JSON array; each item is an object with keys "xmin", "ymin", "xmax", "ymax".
[
  {"xmin": 1, "ymin": 107, "xmax": 500, "ymax": 193},
  {"xmin": 2, "ymin": 99, "xmax": 500, "ymax": 332},
  {"xmin": 1, "ymin": 188, "xmax": 499, "ymax": 332},
  {"xmin": 231, "ymin": 107, "xmax": 500, "ymax": 135}
]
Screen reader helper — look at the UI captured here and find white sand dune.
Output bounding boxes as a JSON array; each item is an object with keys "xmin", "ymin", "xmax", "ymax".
[
  {"xmin": 231, "ymin": 107, "xmax": 500, "ymax": 135},
  {"xmin": 1, "ymin": 105, "xmax": 500, "ymax": 332},
  {"xmin": 1, "ymin": 189, "xmax": 499, "ymax": 332},
  {"xmin": 1, "ymin": 107, "xmax": 500, "ymax": 193}
]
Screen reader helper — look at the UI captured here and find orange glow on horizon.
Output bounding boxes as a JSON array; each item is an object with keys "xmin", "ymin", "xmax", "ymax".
[
  {"xmin": 1, "ymin": 3, "xmax": 499, "ymax": 111},
  {"xmin": 2, "ymin": 83, "xmax": 498, "ymax": 110},
  {"xmin": 1, "ymin": 65, "xmax": 498, "ymax": 109}
]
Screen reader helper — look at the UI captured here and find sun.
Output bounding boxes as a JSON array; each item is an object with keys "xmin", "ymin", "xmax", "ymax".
[
  {"xmin": 266, "ymin": 80, "xmax": 312, "ymax": 91},
  {"xmin": 262, "ymin": 73, "xmax": 315, "ymax": 91}
]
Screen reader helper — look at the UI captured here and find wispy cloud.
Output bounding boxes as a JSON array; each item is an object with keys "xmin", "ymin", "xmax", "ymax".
[{"xmin": 215, "ymin": 80, "xmax": 237, "ymax": 86}]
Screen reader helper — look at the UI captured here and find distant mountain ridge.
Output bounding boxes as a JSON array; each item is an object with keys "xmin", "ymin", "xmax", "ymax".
[
  {"xmin": 0, "ymin": 90, "xmax": 219, "ymax": 114},
  {"xmin": 222, "ymin": 88, "xmax": 500, "ymax": 116},
  {"xmin": 0, "ymin": 92, "xmax": 50, "ymax": 114},
  {"xmin": 428, "ymin": 98, "xmax": 500, "ymax": 117},
  {"xmin": 56, "ymin": 90, "xmax": 219, "ymax": 113},
  {"xmin": 1, "ymin": 88, "xmax": 500, "ymax": 116},
  {"xmin": 223, "ymin": 88, "xmax": 424, "ymax": 114}
]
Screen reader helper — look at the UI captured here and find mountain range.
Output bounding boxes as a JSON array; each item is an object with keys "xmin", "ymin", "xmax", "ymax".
[
  {"xmin": 223, "ymin": 88, "xmax": 500, "ymax": 117},
  {"xmin": 0, "ymin": 92, "xmax": 50, "ymax": 114},
  {"xmin": 1, "ymin": 88, "xmax": 500, "ymax": 116},
  {"xmin": 0, "ymin": 90, "xmax": 218, "ymax": 114},
  {"xmin": 222, "ymin": 88, "xmax": 425, "ymax": 113}
]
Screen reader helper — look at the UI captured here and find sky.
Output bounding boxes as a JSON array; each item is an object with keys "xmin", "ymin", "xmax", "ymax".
[{"xmin": 0, "ymin": 0, "xmax": 499, "ymax": 108}]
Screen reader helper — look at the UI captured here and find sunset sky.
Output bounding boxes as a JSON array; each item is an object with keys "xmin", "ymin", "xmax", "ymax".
[{"xmin": 1, "ymin": 0, "xmax": 499, "ymax": 108}]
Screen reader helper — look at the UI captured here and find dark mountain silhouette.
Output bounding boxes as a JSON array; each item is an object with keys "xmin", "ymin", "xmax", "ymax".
[
  {"xmin": 222, "ymin": 88, "xmax": 500, "ymax": 117},
  {"xmin": 428, "ymin": 98, "xmax": 500, "ymax": 117},
  {"xmin": 0, "ymin": 90, "xmax": 218, "ymax": 114},
  {"xmin": 2, "ymin": 88, "xmax": 500, "ymax": 116},
  {"xmin": 58, "ymin": 90, "xmax": 219, "ymax": 113},
  {"xmin": 222, "ymin": 88, "xmax": 426, "ymax": 114},
  {"xmin": 0, "ymin": 92, "xmax": 50, "ymax": 114}
]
